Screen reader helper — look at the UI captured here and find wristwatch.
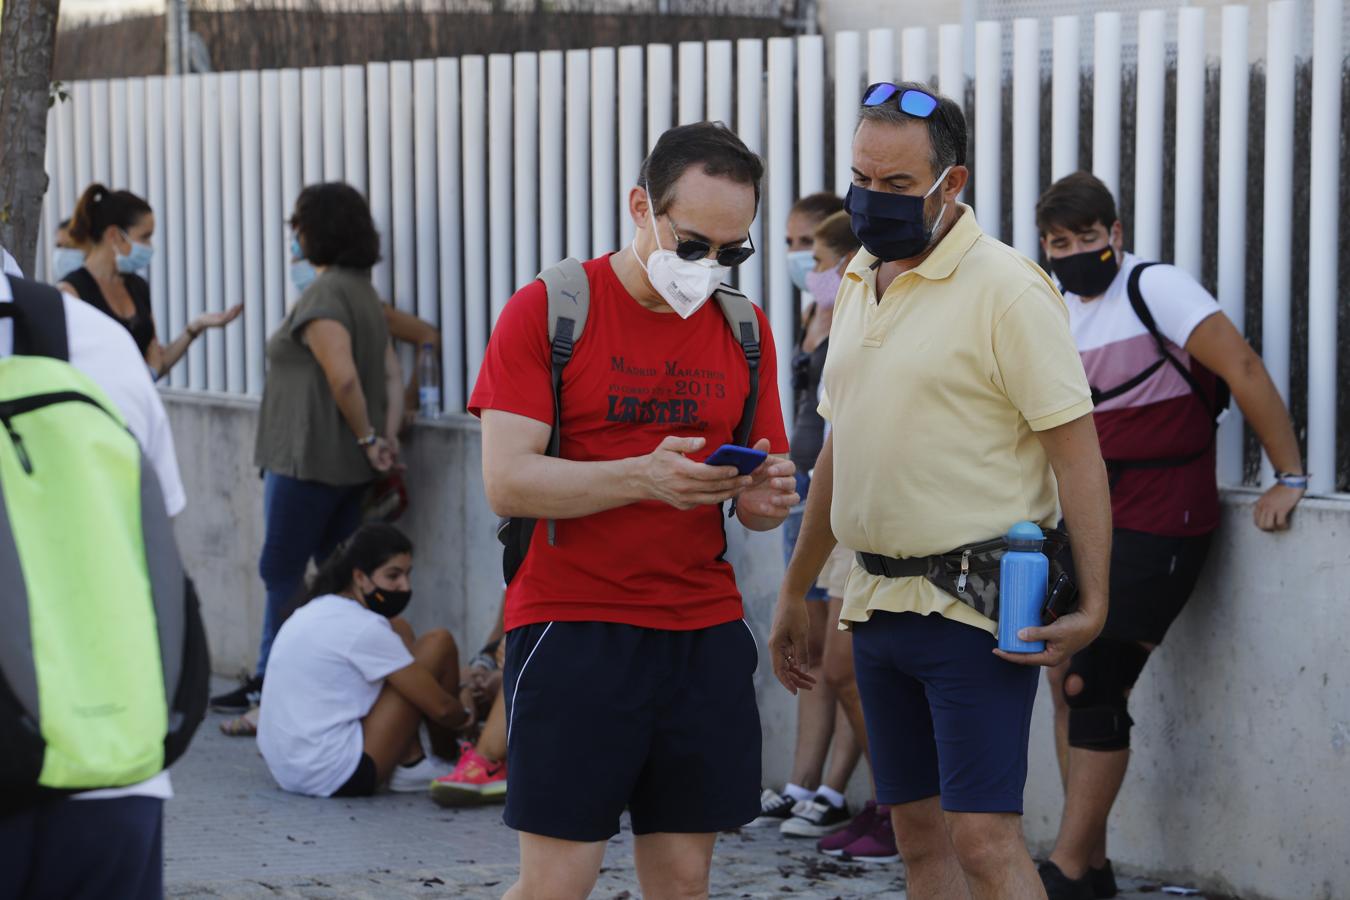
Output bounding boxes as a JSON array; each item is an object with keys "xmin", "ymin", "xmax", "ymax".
[
  {"xmin": 1275, "ymin": 471, "xmax": 1309, "ymax": 489},
  {"xmin": 357, "ymin": 430, "xmax": 378, "ymax": 448}
]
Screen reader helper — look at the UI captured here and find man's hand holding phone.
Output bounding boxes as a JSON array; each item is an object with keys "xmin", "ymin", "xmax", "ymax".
[
  {"xmin": 639, "ymin": 436, "xmax": 753, "ymax": 510},
  {"xmin": 723, "ymin": 438, "xmax": 798, "ymax": 525}
]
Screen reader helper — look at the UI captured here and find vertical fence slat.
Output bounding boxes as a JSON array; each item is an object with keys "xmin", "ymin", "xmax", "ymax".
[
  {"xmin": 678, "ymin": 41, "xmax": 704, "ymax": 125},
  {"xmin": 867, "ymin": 28, "xmax": 894, "ymax": 84},
  {"xmin": 514, "ymin": 53, "xmax": 540, "ymax": 286},
  {"xmin": 342, "ymin": 65, "xmax": 366, "ymax": 194},
  {"xmin": 202, "ymin": 74, "xmax": 225, "ymax": 392},
  {"xmin": 1307, "ymin": 0, "xmax": 1342, "ymax": 494},
  {"xmin": 127, "ymin": 79, "xmax": 147, "ymax": 199},
  {"xmin": 646, "ymin": 44, "xmax": 673, "ymax": 152},
  {"xmin": 221, "ymin": 73, "xmax": 245, "ymax": 394},
  {"xmin": 1051, "ymin": 16, "xmax": 1080, "ymax": 180},
  {"xmin": 163, "ymin": 76, "xmax": 187, "ymax": 389},
  {"xmin": 280, "ymin": 70, "xmax": 303, "ymax": 309},
  {"xmin": 1173, "ymin": 7, "xmax": 1205, "ymax": 279},
  {"xmin": 538, "ymin": 51, "xmax": 565, "ymax": 269},
  {"xmin": 260, "ymin": 70, "xmax": 285, "ymax": 355},
  {"xmin": 1092, "ymin": 12, "xmax": 1122, "ymax": 199},
  {"xmin": 618, "ymin": 46, "xmax": 645, "ymax": 247},
  {"xmin": 591, "ymin": 47, "xmax": 617, "ymax": 256},
  {"xmin": 938, "ymin": 25, "xmax": 964, "ymax": 107},
  {"xmin": 41, "ymin": 105, "xmax": 58, "ymax": 282},
  {"xmin": 365, "ymin": 63, "xmax": 392, "ymax": 301},
  {"xmin": 797, "ymin": 35, "xmax": 825, "ymax": 199},
  {"xmin": 974, "ymin": 22, "xmax": 1001, "ymax": 239},
  {"xmin": 565, "ymin": 50, "xmax": 591, "ymax": 260},
  {"xmin": 110, "ymin": 80, "xmax": 129, "ymax": 188},
  {"xmin": 901, "ymin": 26, "xmax": 928, "ymax": 84},
  {"xmin": 302, "ymin": 68, "xmax": 323, "ymax": 186},
  {"xmin": 322, "ymin": 66, "xmax": 344, "ymax": 182},
  {"xmin": 767, "ymin": 37, "xmax": 795, "ymax": 428},
  {"xmin": 55, "ymin": 92, "xmax": 76, "ymax": 230},
  {"xmin": 390, "ymin": 61, "xmax": 416, "ymax": 325},
  {"xmin": 834, "ymin": 31, "xmax": 862, "ymax": 197},
  {"xmin": 1012, "ymin": 18, "xmax": 1040, "ymax": 259},
  {"xmin": 73, "ymin": 82, "xmax": 92, "ymax": 194},
  {"xmin": 736, "ymin": 38, "xmax": 764, "ymax": 303},
  {"xmin": 1216, "ymin": 5, "xmax": 1249, "ymax": 485},
  {"xmin": 460, "ymin": 56, "xmax": 488, "ymax": 389},
  {"xmin": 436, "ymin": 58, "xmax": 465, "ymax": 411},
  {"xmin": 182, "ymin": 75, "xmax": 205, "ymax": 390},
  {"xmin": 706, "ymin": 40, "xmax": 733, "ymax": 125},
  {"xmin": 144, "ymin": 78, "xmax": 167, "ymax": 346},
  {"xmin": 414, "ymin": 59, "xmax": 440, "ymax": 329},
  {"xmin": 1133, "ymin": 9, "xmax": 1166, "ymax": 261},
  {"xmin": 90, "ymin": 80, "xmax": 110, "ymax": 184},
  {"xmin": 487, "ymin": 54, "xmax": 514, "ymax": 324},
  {"xmin": 1261, "ymin": 0, "xmax": 1297, "ymax": 488}
]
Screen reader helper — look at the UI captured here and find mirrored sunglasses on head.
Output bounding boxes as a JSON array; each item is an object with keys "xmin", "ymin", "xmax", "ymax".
[{"xmin": 861, "ymin": 83, "xmax": 940, "ymax": 118}]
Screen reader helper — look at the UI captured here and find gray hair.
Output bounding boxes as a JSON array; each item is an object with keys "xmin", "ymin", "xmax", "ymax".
[{"xmin": 855, "ymin": 82, "xmax": 968, "ymax": 179}]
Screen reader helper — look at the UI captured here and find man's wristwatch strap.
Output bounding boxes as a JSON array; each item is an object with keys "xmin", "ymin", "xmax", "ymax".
[{"xmin": 357, "ymin": 430, "xmax": 378, "ymax": 447}]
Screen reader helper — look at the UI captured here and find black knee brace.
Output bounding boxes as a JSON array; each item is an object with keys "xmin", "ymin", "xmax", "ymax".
[{"xmin": 1064, "ymin": 639, "xmax": 1151, "ymax": 751}]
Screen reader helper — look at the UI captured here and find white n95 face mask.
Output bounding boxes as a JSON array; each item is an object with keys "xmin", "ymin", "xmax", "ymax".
[{"xmin": 636, "ymin": 199, "xmax": 729, "ymax": 319}]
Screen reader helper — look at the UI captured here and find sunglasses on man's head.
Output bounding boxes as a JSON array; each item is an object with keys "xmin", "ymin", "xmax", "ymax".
[
  {"xmin": 861, "ymin": 83, "xmax": 940, "ymax": 118},
  {"xmin": 667, "ymin": 219, "xmax": 756, "ymax": 268}
]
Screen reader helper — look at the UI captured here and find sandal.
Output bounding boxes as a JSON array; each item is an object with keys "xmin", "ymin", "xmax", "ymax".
[{"xmin": 219, "ymin": 706, "xmax": 259, "ymax": 737}]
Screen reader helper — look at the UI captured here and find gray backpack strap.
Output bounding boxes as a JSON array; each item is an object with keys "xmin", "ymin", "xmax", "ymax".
[
  {"xmin": 537, "ymin": 257, "xmax": 590, "ymax": 545},
  {"xmin": 713, "ymin": 285, "xmax": 761, "ymax": 448}
]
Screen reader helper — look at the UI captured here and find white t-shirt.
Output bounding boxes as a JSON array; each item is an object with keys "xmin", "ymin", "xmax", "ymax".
[{"xmin": 257, "ymin": 594, "xmax": 416, "ymax": 797}]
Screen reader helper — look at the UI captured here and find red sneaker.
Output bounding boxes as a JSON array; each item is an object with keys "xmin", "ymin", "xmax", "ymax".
[
  {"xmin": 429, "ymin": 745, "xmax": 507, "ymax": 807},
  {"xmin": 818, "ymin": 800, "xmax": 879, "ymax": 856},
  {"xmin": 839, "ymin": 806, "xmax": 900, "ymax": 864}
]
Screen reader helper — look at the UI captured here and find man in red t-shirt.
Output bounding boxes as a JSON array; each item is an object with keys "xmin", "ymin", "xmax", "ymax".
[
  {"xmin": 468, "ymin": 121, "xmax": 797, "ymax": 900},
  {"xmin": 1034, "ymin": 172, "xmax": 1306, "ymax": 900}
]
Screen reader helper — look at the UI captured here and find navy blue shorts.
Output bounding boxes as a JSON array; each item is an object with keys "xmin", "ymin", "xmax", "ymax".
[
  {"xmin": 852, "ymin": 611, "xmax": 1040, "ymax": 814},
  {"xmin": 503, "ymin": 619, "xmax": 762, "ymax": 842}
]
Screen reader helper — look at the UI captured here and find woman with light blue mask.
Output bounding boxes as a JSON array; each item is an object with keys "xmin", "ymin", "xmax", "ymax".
[{"xmin": 59, "ymin": 183, "xmax": 242, "ymax": 377}]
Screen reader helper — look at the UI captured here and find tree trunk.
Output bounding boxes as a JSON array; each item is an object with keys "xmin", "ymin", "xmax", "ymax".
[{"xmin": 0, "ymin": 0, "xmax": 61, "ymax": 276}]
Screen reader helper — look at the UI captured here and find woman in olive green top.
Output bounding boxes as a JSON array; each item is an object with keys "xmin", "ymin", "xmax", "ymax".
[{"xmin": 210, "ymin": 182, "xmax": 404, "ymax": 713}]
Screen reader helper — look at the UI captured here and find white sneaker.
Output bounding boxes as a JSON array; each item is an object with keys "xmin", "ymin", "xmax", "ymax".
[{"xmin": 387, "ymin": 754, "xmax": 452, "ymax": 793}]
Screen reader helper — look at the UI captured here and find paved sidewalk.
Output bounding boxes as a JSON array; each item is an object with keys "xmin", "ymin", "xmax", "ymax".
[{"xmin": 167, "ymin": 684, "xmax": 1200, "ymax": 898}]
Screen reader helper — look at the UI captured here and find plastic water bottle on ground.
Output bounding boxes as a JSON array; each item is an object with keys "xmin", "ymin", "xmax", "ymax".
[
  {"xmin": 417, "ymin": 342, "xmax": 441, "ymax": 419},
  {"xmin": 998, "ymin": 521, "xmax": 1048, "ymax": 653}
]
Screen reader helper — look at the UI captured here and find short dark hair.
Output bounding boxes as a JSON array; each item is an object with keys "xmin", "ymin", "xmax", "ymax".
[
  {"xmin": 856, "ymin": 82, "xmax": 967, "ymax": 177},
  {"xmin": 1036, "ymin": 171, "xmax": 1119, "ymax": 236},
  {"xmin": 290, "ymin": 182, "xmax": 381, "ymax": 270},
  {"xmin": 789, "ymin": 192, "xmax": 844, "ymax": 224},
  {"xmin": 637, "ymin": 121, "xmax": 764, "ymax": 216},
  {"xmin": 68, "ymin": 184, "xmax": 152, "ymax": 245}
]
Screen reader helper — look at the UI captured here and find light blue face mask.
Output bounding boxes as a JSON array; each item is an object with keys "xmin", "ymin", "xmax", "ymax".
[
  {"xmin": 51, "ymin": 247, "xmax": 86, "ymax": 282},
  {"xmin": 290, "ymin": 235, "xmax": 317, "ymax": 294},
  {"xmin": 116, "ymin": 232, "xmax": 154, "ymax": 273},
  {"xmin": 786, "ymin": 249, "xmax": 814, "ymax": 292}
]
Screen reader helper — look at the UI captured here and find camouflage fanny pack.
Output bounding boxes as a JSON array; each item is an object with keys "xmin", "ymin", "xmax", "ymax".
[{"xmin": 855, "ymin": 529, "xmax": 1074, "ymax": 623}]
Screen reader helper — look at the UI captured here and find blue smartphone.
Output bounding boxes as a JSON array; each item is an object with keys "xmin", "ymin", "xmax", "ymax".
[{"xmin": 705, "ymin": 443, "xmax": 768, "ymax": 476}]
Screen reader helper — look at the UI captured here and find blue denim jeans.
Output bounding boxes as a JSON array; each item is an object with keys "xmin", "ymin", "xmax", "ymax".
[
  {"xmin": 781, "ymin": 470, "xmax": 828, "ymax": 601},
  {"xmin": 256, "ymin": 471, "xmax": 366, "ymax": 676}
]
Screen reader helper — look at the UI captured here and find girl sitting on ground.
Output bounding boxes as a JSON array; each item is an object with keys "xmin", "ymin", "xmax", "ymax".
[{"xmin": 257, "ymin": 523, "xmax": 467, "ymax": 797}]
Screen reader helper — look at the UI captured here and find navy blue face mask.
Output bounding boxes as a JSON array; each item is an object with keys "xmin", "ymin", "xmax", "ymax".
[{"xmin": 844, "ymin": 165, "xmax": 952, "ymax": 262}]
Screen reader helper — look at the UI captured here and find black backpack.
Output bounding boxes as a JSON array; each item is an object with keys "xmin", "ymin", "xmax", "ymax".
[
  {"xmin": 1089, "ymin": 261, "xmax": 1231, "ymax": 476},
  {"xmin": 497, "ymin": 258, "xmax": 763, "ymax": 585}
]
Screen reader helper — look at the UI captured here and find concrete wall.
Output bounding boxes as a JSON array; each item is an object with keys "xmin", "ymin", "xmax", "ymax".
[{"xmin": 166, "ymin": 392, "xmax": 1348, "ymax": 900}]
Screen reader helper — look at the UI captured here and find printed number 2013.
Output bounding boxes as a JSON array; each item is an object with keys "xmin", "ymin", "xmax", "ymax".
[{"xmin": 675, "ymin": 380, "xmax": 726, "ymax": 399}]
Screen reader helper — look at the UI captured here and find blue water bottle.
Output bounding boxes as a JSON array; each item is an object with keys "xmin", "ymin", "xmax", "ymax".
[{"xmin": 998, "ymin": 521, "xmax": 1048, "ymax": 653}]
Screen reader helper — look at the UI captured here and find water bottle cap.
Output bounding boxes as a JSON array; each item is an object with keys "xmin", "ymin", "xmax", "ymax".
[{"xmin": 1006, "ymin": 520, "xmax": 1044, "ymax": 551}]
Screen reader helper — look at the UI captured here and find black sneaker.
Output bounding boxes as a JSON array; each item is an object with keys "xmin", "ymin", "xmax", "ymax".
[
  {"xmin": 1089, "ymin": 860, "xmax": 1118, "ymax": 899},
  {"xmin": 210, "ymin": 675, "xmax": 263, "ymax": 713},
  {"xmin": 747, "ymin": 788, "xmax": 797, "ymax": 827},
  {"xmin": 780, "ymin": 795, "xmax": 851, "ymax": 837},
  {"xmin": 1038, "ymin": 861, "xmax": 1094, "ymax": 900}
]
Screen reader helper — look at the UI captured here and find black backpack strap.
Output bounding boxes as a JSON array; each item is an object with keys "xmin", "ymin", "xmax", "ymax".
[
  {"xmin": 713, "ymin": 285, "xmax": 760, "ymax": 447},
  {"xmin": 536, "ymin": 258, "xmax": 590, "ymax": 545},
  {"xmin": 3, "ymin": 277, "xmax": 70, "ymax": 361},
  {"xmin": 1126, "ymin": 262, "xmax": 1214, "ymax": 416}
]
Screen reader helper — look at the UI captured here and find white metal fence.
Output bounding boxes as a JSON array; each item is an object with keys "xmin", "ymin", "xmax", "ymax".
[{"xmin": 36, "ymin": 1, "xmax": 1345, "ymax": 494}]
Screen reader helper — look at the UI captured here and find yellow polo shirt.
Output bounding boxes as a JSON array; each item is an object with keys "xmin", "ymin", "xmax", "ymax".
[{"xmin": 819, "ymin": 204, "xmax": 1092, "ymax": 635}]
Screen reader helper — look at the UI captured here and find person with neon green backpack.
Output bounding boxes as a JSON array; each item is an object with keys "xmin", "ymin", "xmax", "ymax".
[{"xmin": 0, "ymin": 270, "xmax": 207, "ymax": 897}]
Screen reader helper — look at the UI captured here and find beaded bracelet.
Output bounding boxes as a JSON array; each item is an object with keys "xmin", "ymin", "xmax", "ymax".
[{"xmin": 1275, "ymin": 472, "xmax": 1309, "ymax": 489}]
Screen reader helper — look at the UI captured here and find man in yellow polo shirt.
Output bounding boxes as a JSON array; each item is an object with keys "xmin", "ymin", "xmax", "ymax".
[{"xmin": 769, "ymin": 81, "xmax": 1112, "ymax": 900}]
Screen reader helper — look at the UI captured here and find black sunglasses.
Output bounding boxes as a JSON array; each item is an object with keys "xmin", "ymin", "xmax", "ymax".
[
  {"xmin": 667, "ymin": 219, "xmax": 757, "ymax": 268},
  {"xmin": 861, "ymin": 83, "xmax": 940, "ymax": 117}
]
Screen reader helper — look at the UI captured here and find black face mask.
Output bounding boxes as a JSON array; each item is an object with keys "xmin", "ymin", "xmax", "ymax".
[
  {"xmin": 1050, "ymin": 245, "xmax": 1120, "ymax": 297},
  {"xmin": 843, "ymin": 169, "xmax": 949, "ymax": 262},
  {"xmin": 361, "ymin": 584, "xmax": 412, "ymax": 619}
]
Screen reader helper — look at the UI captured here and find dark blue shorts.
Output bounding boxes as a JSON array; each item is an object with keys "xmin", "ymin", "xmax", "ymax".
[
  {"xmin": 503, "ymin": 619, "xmax": 762, "ymax": 842},
  {"xmin": 852, "ymin": 611, "xmax": 1040, "ymax": 814}
]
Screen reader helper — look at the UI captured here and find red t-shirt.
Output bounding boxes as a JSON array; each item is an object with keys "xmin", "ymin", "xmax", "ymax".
[{"xmin": 469, "ymin": 255, "xmax": 789, "ymax": 632}]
